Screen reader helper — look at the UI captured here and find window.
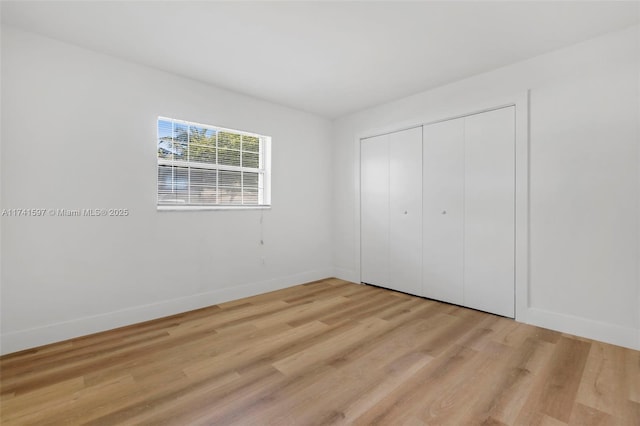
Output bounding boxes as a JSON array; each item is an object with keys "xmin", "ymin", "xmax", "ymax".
[{"xmin": 157, "ymin": 117, "xmax": 271, "ymax": 209}]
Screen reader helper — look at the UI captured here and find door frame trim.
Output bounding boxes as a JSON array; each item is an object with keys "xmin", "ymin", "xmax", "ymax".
[{"xmin": 354, "ymin": 91, "xmax": 530, "ymax": 322}]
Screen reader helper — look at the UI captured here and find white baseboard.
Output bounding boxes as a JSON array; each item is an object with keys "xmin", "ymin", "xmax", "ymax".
[
  {"xmin": 526, "ymin": 307, "xmax": 639, "ymax": 351},
  {"xmin": 0, "ymin": 268, "xmax": 334, "ymax": 356}
]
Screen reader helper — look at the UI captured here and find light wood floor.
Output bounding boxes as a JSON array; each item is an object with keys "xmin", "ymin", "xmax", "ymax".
[{"xmin": 1, "ymin": 279, "xmax": 638, "ymax": 425}]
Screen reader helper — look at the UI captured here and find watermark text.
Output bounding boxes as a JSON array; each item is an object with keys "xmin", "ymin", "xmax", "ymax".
[{"xmin": 1, "ymin": 208, "xmax": 130, "ymax": 217}]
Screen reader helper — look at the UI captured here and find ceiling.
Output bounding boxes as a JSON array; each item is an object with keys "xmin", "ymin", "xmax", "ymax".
[{"xmin": 2, "ymin": 1, "xmax": 638, "ymax": 118}]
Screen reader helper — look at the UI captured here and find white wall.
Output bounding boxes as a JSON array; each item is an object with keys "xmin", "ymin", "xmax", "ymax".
[
  {"xmin": 0, "ymin": 27, "xmax": 333, "ymax": 355},
  {"xmin": 332, "ymin": 25, "xmax": 640, "ymax": 350}
]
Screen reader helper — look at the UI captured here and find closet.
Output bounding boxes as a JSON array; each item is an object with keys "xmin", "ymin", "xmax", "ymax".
[
  {"xmin": 361, "ymin": 106, "xmax": 515, "ymax": 318},
  {"xmin": 423, "ymin": 107, "xmax": 515, "ymax": 317},
  {"xmin": 360, "ymin": 126, "xmax": 422, "ymax": 296}
]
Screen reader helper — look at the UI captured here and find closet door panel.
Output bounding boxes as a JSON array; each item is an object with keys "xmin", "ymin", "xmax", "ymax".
[
  {"xmin": 422, "ymin": 119, "xmax": 465, "ymax": 305},
  {"xmin": 360, "ymin": 134, "xmax": 390, "ymax": 287},
  {"xmin": 464, "ymin": 107, "xmax": 515, "ymax": 317},
  {"xmin": 389, "ymin": 127, "xmax": 423, "ymax": 295}
]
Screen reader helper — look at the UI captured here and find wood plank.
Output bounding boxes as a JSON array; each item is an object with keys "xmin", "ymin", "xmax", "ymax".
[
  {"xmin": 516, "ymin": 336, "xmax": 591, "ymax": 424},
  {"xmin": 568, "ymin": 403, "xmax": 613, "ymax": 426},
  {"xmin": 478, "ymin": 337, "xmax": 557, "ymax": 425},
  {"xmin": 539, "ymin": 337, "xmax": 591, "ymax": 422},
  {"xmin": 627, "ymin": 347, "xmax": 640, "ymax": 403}
]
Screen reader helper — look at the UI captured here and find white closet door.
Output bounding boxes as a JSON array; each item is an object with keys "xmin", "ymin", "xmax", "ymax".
[
  {"xmin": 389, "ymin": 127, "xmax": 423, "ymax": 295},
  {"xmin": 360, "ymin": 134, "xmax": 389, "ymax": 287},
  {"xmin": 464, "ymin": 107, "xmax": 515, "ymax": 317},
  {"xmin": 422, "ymin": 119, "xmax": 464, "ymax": 305}
]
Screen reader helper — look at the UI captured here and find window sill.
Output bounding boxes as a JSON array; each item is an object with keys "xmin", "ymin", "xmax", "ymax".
[{"xmin": 157, "ymin": 205, "xmax": 271, "ymax": 212}]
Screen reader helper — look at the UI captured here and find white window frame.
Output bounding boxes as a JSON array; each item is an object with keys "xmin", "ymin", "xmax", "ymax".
[{"xmin": 157, "ymin": 117, "xmax": 271, "ymax": 210}]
